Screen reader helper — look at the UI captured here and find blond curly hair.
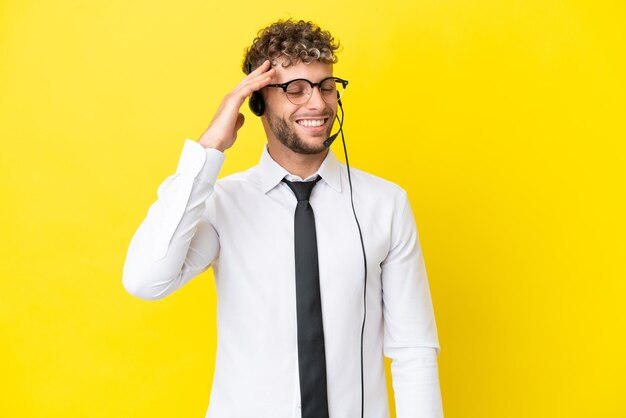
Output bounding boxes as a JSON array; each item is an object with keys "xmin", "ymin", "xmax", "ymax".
[{"xmin": 243, "ymin": 19, "xmax": 341, "ymax": 73}]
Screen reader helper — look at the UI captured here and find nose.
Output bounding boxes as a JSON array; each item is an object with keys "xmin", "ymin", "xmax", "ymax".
[{"xmin": 306, "ymin": 85, "xmax": 325, "ymax": 110}]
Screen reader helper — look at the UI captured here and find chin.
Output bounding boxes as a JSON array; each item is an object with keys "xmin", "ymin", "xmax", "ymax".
[
  {"xmin": 287, "ymin": 140, "xmax": 328, "ymax": 155},
  {"xmin": 268, "ymin": 115, "xmax": 332, "ymax": 155},
  {"xmin": 295, "ymin": 130, "xmax": 333, "ymax": 155}
]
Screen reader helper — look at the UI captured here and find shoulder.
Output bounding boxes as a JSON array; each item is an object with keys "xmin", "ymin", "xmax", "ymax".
[{"xmin": 342, "ymin": 164, "xmax": 408, "ymax": 202}]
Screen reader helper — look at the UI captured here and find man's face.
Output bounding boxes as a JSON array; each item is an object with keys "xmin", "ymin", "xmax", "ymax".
[{"xmin": 262, "ymin": 59, "xmax": 337, "ymax": 155}]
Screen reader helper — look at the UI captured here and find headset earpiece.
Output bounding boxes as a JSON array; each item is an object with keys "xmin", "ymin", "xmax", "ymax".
[
  {"xmin": 245, "ymin": 60, "xmax": 265, "ymax": 117},
  {"xmin": 249, "ymin": 92, "xmax": 265, "ymax": 117}
]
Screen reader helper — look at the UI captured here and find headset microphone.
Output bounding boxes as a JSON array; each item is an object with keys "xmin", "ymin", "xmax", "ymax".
[{"xmin": 323, "ymin": 98, "xmax": 344, "ymax": 148}]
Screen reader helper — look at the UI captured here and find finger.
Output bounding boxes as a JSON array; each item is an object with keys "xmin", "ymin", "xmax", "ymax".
[
  {"xmin": 233, "ymin": 72, "xmax": 274, "ymax": 100},
  {"xmin": 245, "ymin": 68, "xmax": 275, "ymax": 87},
  {"xmin": 249, "ymin": 59, "xmax": 271, "ymax": 75},
  {"xmin": 243, "ymin": 68, "xmax": 276, "ymax": 87},
  {"xmin": 219, "ymin": 78, "xmax": 267, "ymax": 117},
  {"xmin": 220, "ymin": 65, "xmax": 275, "ymax": 115},
  {"xmin": 247, "ymin": 73, "xmax": 275, "ymax": 92},
  {"xmin": 236, "ymin": 61, "xmax": 274, "ymax": 88}
]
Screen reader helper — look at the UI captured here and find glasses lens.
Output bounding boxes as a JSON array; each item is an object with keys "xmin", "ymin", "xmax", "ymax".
[
  {"xmin": 284, "ymin": 79, "xmax": 345, "ymax": 105},
  {"xmin": 285, "ymin": 80, "xmax": 311, "ymax": 104},
  {"xmin": 320, "ymin": 78, "xmax": 343, "ymax": 104}
]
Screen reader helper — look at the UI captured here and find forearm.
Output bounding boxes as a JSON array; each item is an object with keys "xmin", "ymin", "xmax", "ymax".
[
  {"xmin": 388, "ymin": 346, "xmax": 443, "ymax": 418},
  {"xmin": 122, "ymin": 139, "xmax": 224, "ymax": 300}
]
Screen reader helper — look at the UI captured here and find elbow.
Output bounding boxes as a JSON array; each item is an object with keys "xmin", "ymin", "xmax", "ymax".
[{"xmin": 122, "ymin": 265, "xmax": 169, "ymax": 301}]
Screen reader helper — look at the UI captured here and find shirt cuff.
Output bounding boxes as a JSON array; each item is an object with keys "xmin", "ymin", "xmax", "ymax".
[{"xmin": 176, "ymin": 138, "xmax": 225, "ymax": 185}]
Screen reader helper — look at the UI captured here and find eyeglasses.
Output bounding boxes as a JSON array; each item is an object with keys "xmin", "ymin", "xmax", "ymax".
[{"xmin": 265, "ymin": 77, "xmax": 349, "ymax": 105}]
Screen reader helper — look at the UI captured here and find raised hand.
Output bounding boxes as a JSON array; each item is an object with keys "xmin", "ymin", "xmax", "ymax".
[{"xmin": 198, "ymin": 60, "xmax": 275, "ymax": 152}]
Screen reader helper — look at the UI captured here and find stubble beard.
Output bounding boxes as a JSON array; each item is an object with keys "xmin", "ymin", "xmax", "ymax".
[{"xmin": 266, "ymin": 113, "xmax": 332, "ymax": 155}]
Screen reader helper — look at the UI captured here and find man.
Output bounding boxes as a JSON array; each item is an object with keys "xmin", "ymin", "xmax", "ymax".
[{"xmin": 123, "ymin": 19, "xmax": 443, "ymax": 418}]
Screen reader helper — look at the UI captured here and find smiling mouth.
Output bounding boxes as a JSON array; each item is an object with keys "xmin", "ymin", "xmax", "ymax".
[{"xmin": 295, "ymin": 118, "xmax": 329, "ymax": 127}]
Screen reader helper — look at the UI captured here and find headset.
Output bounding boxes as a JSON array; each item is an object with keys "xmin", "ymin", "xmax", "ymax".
[
  {"xmin": 247, "ymin": 61, "xmax": 266, "ymax": 117},
  {"xmin": 246, "ymin": 60, "xmax": 368, "ymax": 418}
]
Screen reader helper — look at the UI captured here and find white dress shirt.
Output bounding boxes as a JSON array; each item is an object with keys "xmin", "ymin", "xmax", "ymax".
[{"xmin": 123, "ymin": 139, "xmax": 443, "ymax": 418}]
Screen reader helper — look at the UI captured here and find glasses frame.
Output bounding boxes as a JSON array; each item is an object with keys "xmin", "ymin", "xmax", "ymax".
[{"xmin": 264, "ymin": 77, "xmax": 349, "ymax": 105}]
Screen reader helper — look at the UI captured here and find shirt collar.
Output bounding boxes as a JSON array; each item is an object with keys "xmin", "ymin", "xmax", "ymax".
[{"xmin": 258, "ymin": 145, "xmax": 342, "ymax": 194}]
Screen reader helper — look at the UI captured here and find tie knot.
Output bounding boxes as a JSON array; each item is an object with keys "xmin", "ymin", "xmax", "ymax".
[{"xmin": 282, "ymin": 177, "xmax": 321, "ymax": 202}]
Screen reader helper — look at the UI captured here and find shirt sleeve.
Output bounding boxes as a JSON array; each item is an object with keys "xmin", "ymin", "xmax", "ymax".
[
  {"xmin": 381, "ymin": 190, "xmax": 444, "ymax": 417},
  {"xmin": 122, "ymin": 139, "xmax": 225, "ymax": 300}
]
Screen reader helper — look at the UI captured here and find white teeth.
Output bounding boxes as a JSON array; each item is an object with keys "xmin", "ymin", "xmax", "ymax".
[{"xmin": 297, "ymin": 119, "xmax": 325, "ymax": 127}]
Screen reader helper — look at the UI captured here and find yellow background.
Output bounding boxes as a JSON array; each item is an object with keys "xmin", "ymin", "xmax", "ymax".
[{"xmin": 1, "ymin": 0, "xmax": 624, "ymax": 417}]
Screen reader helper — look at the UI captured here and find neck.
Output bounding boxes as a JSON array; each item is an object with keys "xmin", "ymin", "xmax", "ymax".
[{"xmin": 266, "ymin": 141, "xmax": 328, "ymax": 179}]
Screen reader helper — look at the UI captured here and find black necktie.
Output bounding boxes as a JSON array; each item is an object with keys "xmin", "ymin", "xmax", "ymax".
[{"xmin": 282, "ymin": 177, "xmax": 329, "ymax": 418}]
